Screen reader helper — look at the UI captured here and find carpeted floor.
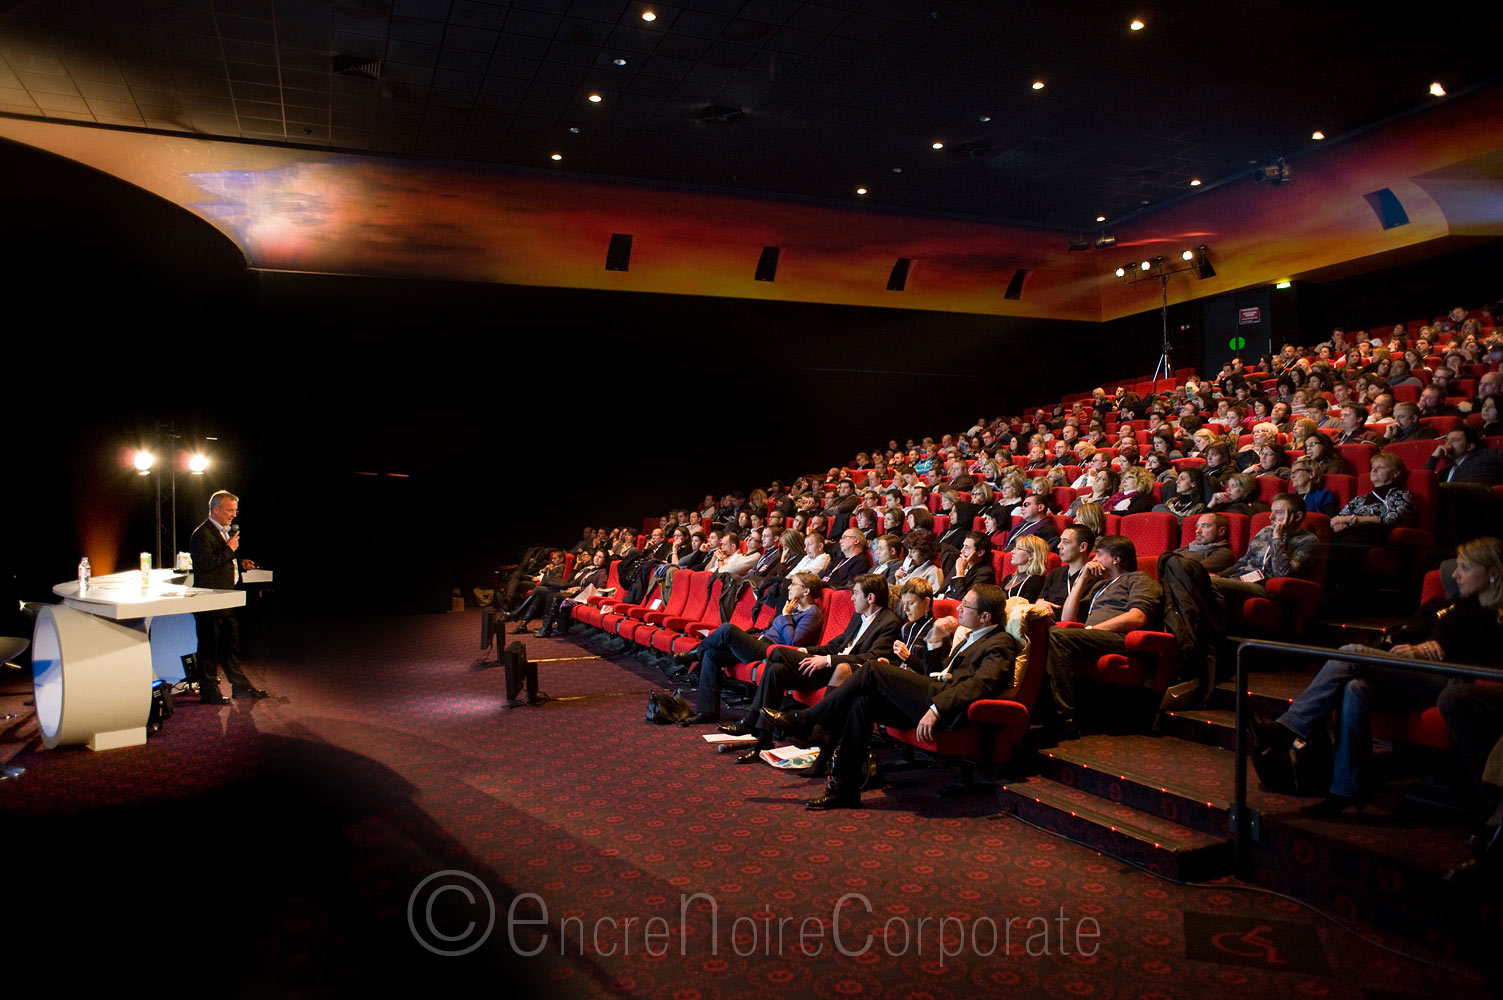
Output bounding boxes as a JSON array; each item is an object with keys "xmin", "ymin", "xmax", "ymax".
[{"xmin": 0, "ymin": 610, "xmax": 1493, "ymax": 998}]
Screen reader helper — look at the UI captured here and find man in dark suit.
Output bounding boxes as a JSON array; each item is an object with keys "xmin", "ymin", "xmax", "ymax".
[
  {"xmin": 728, "ymin": 573, "xmax": 901, "ymax": 759},
  {"xmin": 761, "ymin": 583, "xmax": 1020, "ymax": 810},
  {"xmin": 820, "ymin": 528, "xmax": 873, "ymax": 589},
  {"xmin": 938, "ymin": 532, "xmax": 996, "ymax": 600},
  {"xmin": 1003, "ymin": 495, "xmax": 1060, "ymax": 553},
  {"xmin": 188, "ymin": 490, "xmax": 267, "ymax": 704}
]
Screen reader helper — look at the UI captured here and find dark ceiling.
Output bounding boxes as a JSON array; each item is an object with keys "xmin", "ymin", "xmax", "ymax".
[{"xmin": 0, "ymin": 0, "xmax": 1494, "ymax": 231}]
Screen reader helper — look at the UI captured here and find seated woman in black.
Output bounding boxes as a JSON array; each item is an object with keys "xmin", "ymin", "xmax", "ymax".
[
  {"xmin": 1000, "ymin": 535, "xmax": 1049, "ymax": 601},
  {"xmin": 1301, "ymin": 433, "xmax": 1351, "ymax": 478},
  {"xmin": 1253, "ymin": 536, "xmax": 1503, "ymax": 816},
  {"xmin": 515, "ymin": 548, "xmax": 609, "ymax": 636}
]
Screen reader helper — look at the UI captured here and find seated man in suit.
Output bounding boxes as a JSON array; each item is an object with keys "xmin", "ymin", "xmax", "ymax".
[
  {"xmin": 759, "ymin": 584, "xmax": 1021, "ymax": 810},
  {"xmin": 1041, "ymin": 535, "xmax": 1164, "ymax": 739},
  {"xmin": 938, "ymin": 531, "xmax": 997, "ymax": 600},
  {"xmin": 1004, "ymin": 494, "xmax": 1059, "ymax": 553},
  {"xmin": 725, "ymin": 574, "xmax": 901, "ymax": 760},
  {"xmin": 678, "ymin": 572, "xmax": 825, "ymax": 724},
  {"xmin": 821, "ymin": 528, "xmax": 873, "ymax": 589}
]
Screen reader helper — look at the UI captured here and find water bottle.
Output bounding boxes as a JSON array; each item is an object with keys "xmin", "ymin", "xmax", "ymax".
[{"xmin": 78, "ymin": 557, "xmax": 90, "ymax": 596}]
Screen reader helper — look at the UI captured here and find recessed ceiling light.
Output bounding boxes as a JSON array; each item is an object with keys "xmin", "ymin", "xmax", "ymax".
[
  {"xmin": 978, "ymin": 115, "xmax": 991, "ymax": 122},
  {"xmin": 641, "ymin": 10, "xmax": 656, "ymax": 21},
  {"xmin": 550, "ymin": 153, "xmax": 562, "ymax": 160},
  {"xmin": 1130, "ymin": 19, "xmax": 1145, "ymax": 30},
  {"xmin": 856, "ymin": 187, "xmax": 867, "ymax": 195},
  {"xmin": 892, "ymin": 167, "xmax": 903, "ymax": 173},
  {"xmin": 1096, "ymin": 215, "xmax": 1106, "ymax": 222},
  {"xmin": 931, "ymin": 141, "xmax": 944, "ymax": 149},
  {"xmin": 1031, "ymin": 81, "xmax": 1044, "ymax": 90},
  {"xmin": 613, "ymin": 57, "xmax": 628, "ymax": 66},
  {"xmin": 588, "ymin": 93, "xmax": 602, "ymax": 103},
  {"xmin": 1311, "ymin": 130, "xmax": 1325, "ymax": 140},
  {"xmin": 1190, "ymin": 178, "xmax": 1201, "ymax": 186},
  {"xmin": 569, "ymin": 126, "xmax": 580, "ymax": 133},
  {"xmin": 1430, "ymin": 82, "xmax": 1446, "ymax": 97}
]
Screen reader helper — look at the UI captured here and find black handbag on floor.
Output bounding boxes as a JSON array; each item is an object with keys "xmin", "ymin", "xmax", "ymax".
[{"xmin": 645, "ymin": 689, "xmax": 693, "ymax": 725}]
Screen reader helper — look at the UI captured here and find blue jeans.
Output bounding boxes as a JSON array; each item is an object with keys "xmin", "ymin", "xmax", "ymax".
[{"xmin": 1277, "ymin": 644, "xmax": 1448, "ymax": 797}]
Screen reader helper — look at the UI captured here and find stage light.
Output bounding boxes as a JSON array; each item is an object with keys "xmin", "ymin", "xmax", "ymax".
[
  {"xmin": 1311, "ymin": 130, "xmax": 1324, "ymax": 140},
  {"xmin": 588, "ymin": 94, "xmax": 602, "ymax": 103},
  {"xmin": 613, "ymin": 58, "xmax": 628, "ymax": 66},
  {"xmin": 1096, "ymin": 215, "xmax": 1106, "ymax": 222},
  {"xmin": 1140, "ymin": 260, "xmax": 1151, "ymax": 271},
  {"xmin": 641, "ymin": 10, "xmax": 656, "ymax": 21},
  {"xmin": 1182, "ymin": 250, "xmax": 1194, "ymax": 261},
  {"xmin": 1115, "ymin": 267, "xmax": 1126, "ymax": 278},
  {"xmin": 1430, "ymin": 82, "xmax": 1445, "ymax": 97},
  {"xmin": 931, "ymin": 141, "xmax": 944, "ymax": 149},
  {"xmin": 1194, "ymin": 245, "xmax": 1215, "ymax": 279},
  {"xmin": 133, "ymin": 450, "xmax": 154, "ymax": 473},
  {"xmin": 550, "ymin": 153, "xmax": 562, "ymax": 160},
  {"xmin": 1031, "ymin": 81, "xmax": 1045, "ymax": 90},
  {"xmin": 855, "ymin": 187, "xmax": 867, "ymax": 195},
  {"xmin": 1067, "ymin": 239, "xmax": 1090, "ymax": 252},
  {"xmin": 188, "ymin": 454, "xmax": 209, "ymax": 474},
  {"xmin": 1094, "ymin": 235, "xmax": 1115, "ymax": 249},
  {"xmin": 1190, "ymin": 178, "xmax": 1201, "ymax": 186},
  {"xmin": 1130, "ymin": 19, "xmax": 1145, "ymax": 30}
]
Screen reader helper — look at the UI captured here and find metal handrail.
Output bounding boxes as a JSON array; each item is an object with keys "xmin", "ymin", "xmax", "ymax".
[{"xmin": 1231, "ymin": 635, "xmax": 1503, "ymax": 875}]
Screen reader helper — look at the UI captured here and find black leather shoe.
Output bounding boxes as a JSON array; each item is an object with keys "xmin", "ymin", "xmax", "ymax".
[
  {"xmin": 673, "ymin": 651, "xmax": 699, "ymax": 666},
  {"xmin": 760, "ymin": 707, "xmax": 807, "ymax": 742},
  {"xmin": 511, "ymin": 623, "xmax": 531, "ymax": 634},
  {"xmin": 735, "ymin": 747, "xmax": 763, "ymax": 764},
  {"xmin": 679, "ymin": 712, "xmax": 720, "ymax": 726},
  {"xmin": 718, "ymin": 717, "xmax": 756, "ymax": 737},
  {"xmin": 806, "ymin": 787, "xmax": 861, "ymax": 810},
  {"xmin": 233, "ymin": 687, "xmax": 269, "ymax": 700}
]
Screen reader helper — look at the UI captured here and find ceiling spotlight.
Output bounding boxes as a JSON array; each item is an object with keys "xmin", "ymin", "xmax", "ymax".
[
  {"xmin": 1311, "ymin": 130, "xmax": 1324, "ymax": 140},
  {"xmin": 1140, "ymin": 260, "xmax": 1151, "ymax": 271},
  {"xmin": 1095, "ymin": 215, "xmax": 1106, "ymax": 222},
  {"xmin": 1130, "ymin": 19, "xmax": 1145, "ymax": 30},
  {"xmin": 550, "ymin": 153, "xmax": 562, "ymax": 160},
  {"xmin": 1031, "ymin": 81, "xmax": 1045, "ymax": 90},
  {"xmin": 1253, "ymin": 159, "xmax": 1291, "ymax": 185},
  {"xmin": 1114, "ymin": 266, "xmax": 1126, "ymax": 278},
  {"xmin": 588, "ymin": 94, "xmax": 602, "ymax": 103},
  {"xmin": 1067, "ymin": 238, "xmax": 1091, "ymax": 252},
  {"xmin": 978, "ymin": 115, "xmax": 991, "ymax": 122},
  {"xmin": 613, "ymin": 57, "xmax": 628, "ymax": 66},
  {"xmin": 641, "ymin": 10, "xmax": 656, "ymax": 21},
  {"xmin": 1094, "ymin": 235, "xmax": 1116, "ymax": 249},
  {"xmin": 856, "ymin": 187, "xmax": 867, "ymax": 195},
  {"xmin": 569, "ymin": 126, "xmax": 580, "ymax": 133},
  {"xmin": 892, "ymin": 167, "xmax": 903, "ymax": 173},
  {"xmin": 133, "ymin": 450, "xmax": 155, "ymax": 472},
  {"xmin": 1190, "ymin": 178, "xmax": 1201, "ymax": 186},
  {"xmin": 931, "ymin": 141, "xmax": 944, "ymax": 149},
  {"xmin": 1182, "ymin": 249, "xmax": 1194, "ymax": 261},
  {"xmin": 188, "ymin": 454, "xmax": 209, "ymax": 474},
  {"xmin": 1430, "ymin": 81, "xmax": 1445, "ymax": 97}
]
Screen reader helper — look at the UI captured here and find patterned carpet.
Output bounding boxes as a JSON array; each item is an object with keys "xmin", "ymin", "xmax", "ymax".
[{"xmin": 0, "ymin": 610, "xmax": 1493, "ymax": 997}]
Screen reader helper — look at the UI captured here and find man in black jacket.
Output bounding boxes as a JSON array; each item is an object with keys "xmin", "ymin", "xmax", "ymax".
[
  {"xmin": 188, "ymin": 490, "xmax": 267, "ymax": 704},
  {"xmin": 728, "ymin": 574, "xmax": 901, "ymax": 759},
  {"xmin": 761, "ymin": 584, "xmax": 1020, "ymax": 810}
]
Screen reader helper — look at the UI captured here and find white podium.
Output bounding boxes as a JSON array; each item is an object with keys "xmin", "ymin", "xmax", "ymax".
[{"xmin": 37, "ymin": 570, "xmax": 245, "ymax": 750}]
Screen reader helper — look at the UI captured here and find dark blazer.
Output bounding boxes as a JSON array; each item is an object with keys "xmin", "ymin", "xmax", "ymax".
[
  {"xmin": 938, "ymin": 560, "xmax": 996, "ymax": 600},
  {"xmin": 821, "ymin": 549, "xmax": 872, "ymax": 589},
  {"xmin": 812, "ymin": 605, "xmax": 902, "ymax": 666},
  {"xmin": 928, "ymin": 629, "xmax": 1023, "ymax": 729},
  {"xmin": 1005, "ymin": 517, "xmax": 1059, "ymax": 553},
  {"xmin": 1426, "ymin": 447, "xmax": 1503, "ymax": 486},
  {"xmin": 189, "ymin": 519, "xmax": 238, "ymax": 590}
]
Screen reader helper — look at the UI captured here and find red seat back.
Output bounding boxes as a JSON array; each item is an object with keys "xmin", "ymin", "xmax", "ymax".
[
  {"xmin": 1118, "ymin": 512, "xmax": 1180, "ymax": 561},
  {"xmin": 1325, "ymin": 473, "xmax": 1356, "ymax": 509},
  {"xmin": 816, "ymin": 589, "xmax": 855, "ymax": 646},
  {"xmin": 1382, "ymin": 438, "xmax": 1438, "ymax": 472},
  {"xmin": 675, "ymin": 572, "xmax": 714, "ymax": 623}
]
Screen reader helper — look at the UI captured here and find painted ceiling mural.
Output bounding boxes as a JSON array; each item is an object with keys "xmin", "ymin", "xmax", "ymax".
[{"xmin": 0, "ymin": 84, "xmax": 1498, "ymax": 323}]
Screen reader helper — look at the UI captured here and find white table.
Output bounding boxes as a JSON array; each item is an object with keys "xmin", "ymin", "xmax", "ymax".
[{"xmin": 35, "ymin": 570, "xmax": 246, "ymax": 750}]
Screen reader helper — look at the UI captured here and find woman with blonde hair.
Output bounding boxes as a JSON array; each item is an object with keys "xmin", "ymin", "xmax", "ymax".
[
  {"xmin": 1073, "ymin": 502, "xmax": 1106, "ymax": 538},
  {"xmin": 1001, "ymin": 535, "xmax": 1049, "ymax": 601},
  {"xmin": 1253, "ymin": 537, "xmax": 1503, "ymax": 816}
]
